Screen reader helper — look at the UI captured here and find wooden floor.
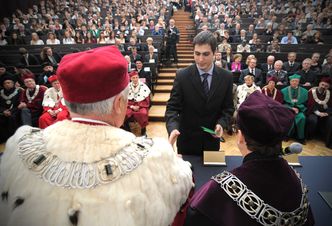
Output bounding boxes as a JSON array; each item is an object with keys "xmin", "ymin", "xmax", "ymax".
[
  {"xmin": 1, "ymin": 122, "xmax": 331, "ymax": 156},
  {"xmin": 146, "ymin": 122, "xmax": 332, "ymax": 156}
]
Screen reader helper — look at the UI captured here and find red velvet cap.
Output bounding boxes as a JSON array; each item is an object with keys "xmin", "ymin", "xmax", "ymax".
[
  {"xmin": 320, "ymin": 77, "xmax": 331, "ymax": 85},
  {"xmin": 57, "ymin": 46, "xmax": 129, "ymax": 103},
  {"xmin": 22, "ymin": 73, "xmax": 35, "ymax": 81},
  {"xmin": 129, "ymin": 71, "xmax": 139, "ymax": 78},
  {"xmin": 267, "ymin": 76, "xmax": 278, "ymax": 83},
  {"xmin": 48, "ymin": 75, "xmax": 58, "ymax": 84},
  {"xmin": 237, "ymin": 91, "xmax": 295, "ymax": 146}
]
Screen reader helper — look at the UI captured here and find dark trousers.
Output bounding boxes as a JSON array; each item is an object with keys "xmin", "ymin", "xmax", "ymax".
[
  {"xmin": 166, "ymin": 43, "xmax": 178, "ymax": 62},
  {"xmin": 0, "ymin": 113, "xmax": 20, "ymax": 143},
  {"xmin": 21, "ymin": 108, "xmax": 41, "ymax": 127},
  {"xmin": 306, "ymin": 114, "xmax": 332, "ymax": 147}
]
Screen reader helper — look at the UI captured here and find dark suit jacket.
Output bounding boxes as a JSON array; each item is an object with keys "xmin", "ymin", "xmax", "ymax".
[
  {"xmin": 20, "ymin": 54, "xmax": 40, "ymax": 66},
  {"xmin": 42, "ymin": 53, "xmax": 62, "ymax": 65},
  {"xmin": 283, "ymin": 62, "xmax": 301, "ymax": 76},
  {"xmin": 165, "ymin": 64, "xmax": 234, "ymax": 155},
  {"xmin": 239, "ymin": 68, "xmax": 263, "ymax": 86},
  {"xmin": 297, "ymin": 69, "xmax": 317, "ymax": 86},
  {"xmin": 259, "ymin": 63, "xmax": 274, "ymax": 74},
  {"xmin": 137, "ymin": 69, "xmax": 152, "ymax": 89}
]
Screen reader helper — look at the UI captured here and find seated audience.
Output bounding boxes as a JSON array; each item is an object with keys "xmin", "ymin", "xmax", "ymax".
[
  {"xmin": 39, "ymin": 75, "xmax": 69, "ymax": 129},
  {"xmin": 230, "ymin": 54, "xmax": 243, "ymax": 72},
  {"xmin": 236, "ymin": 75, "xmax": 261, "ymax": 109},
  {"xmin": 38, "ymin": 62, "xmax": 55, "ymax": 87},
  {"xmin": 310, "ymin": 53, "xmax": 322, "ymax": 74},
  {"xmin": 281, "ymin": 74, "xmax": 308, "ymax": 144},
  {"xmin": 18, "ymin": 73, "xmax": 47, "ymax": 127},
  {"xmin": 280, "ymin": 31, "xmax": 298, "ymax": 44},
  {"xmin": 239, "ymin": 58, "xmax": 263, "ymax": 86},
  {"xmin": 19, "ymin": 47, "xmax": 40, "ymax": 66},
  {"xmin": 297, "ymin": 58, "xmax": 317, "ymax": 87},
  {"xmin": 125, "ymin": 71, "xmax": 151, "ymax": 135},
  {"xmin": 236, "ymin": 40, "xmax": 251, "ymax": 53},
  {"xmin": 0, "ymin": 75, "xmax": 21, "ymax": 143},
  {"xmin": 260, "ymin": 55, "xmax": 275, "ymax": 74},
  {"xmin": 46, "ymin": 32, "xmax": 60, "ymax": 45},
  {"xmin": 266, "ymin": 60, "xmax": 288, "ymax": 85},
  {"xmin": 135, "ymin": 59, "xmax": 151, "ymax": 89},
  {"xmin": 30, "ymin": 32, "xmax": 44, "ymax": 45},
  {"xmin": 306, "ymin": 77, "xmax": 332, "ymax": 148},
  {"xmin": 283, "ymin": 52, "xmax": 301, "ymax": 76},
  {"xmin": 261, "ymin": 76, "xmax": 283, "ymax": 103},
  {"xmin": 40, "ymin": 46, "xmax": 61, "ymax": 66}
]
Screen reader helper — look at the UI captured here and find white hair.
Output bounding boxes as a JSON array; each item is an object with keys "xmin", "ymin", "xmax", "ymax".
[{"xmin": 65, "ymin": 86, "xmax": 129, "ymax": 115}]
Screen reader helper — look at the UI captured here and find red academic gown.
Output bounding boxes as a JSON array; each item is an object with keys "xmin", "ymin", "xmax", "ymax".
[
  {"xmin": 306, "ymin": 88, "xmax": 332, "ymax": 147},
  {"xmin": 39, "ymin": 87, "xmax": 69, "ymax": 129},
  {"xmin": 39, "ymin": 102, "xmax": 69, "ymax": 129},
  {"xmin": 126, "ymin": 97, "xmax": 150, "ymax": 128},
  {"xmin": 262, "ymin": 87, "xmax": 283, "ymax": 104},
  {"xmin": 20, "ymin": 85, "xmax": 47, "ymax": 126}
]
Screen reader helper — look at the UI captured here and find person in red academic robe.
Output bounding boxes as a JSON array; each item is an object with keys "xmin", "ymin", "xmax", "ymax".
[
  {"xmin": 184, "ymin": 91, "xmax": 315, "ymax": 226},
  {"xmin": 126, "ymin": 71, "xmax": 151, "ymax": 134},
  {"xmin": 39, "ymin": 75, "xmax": 69, "ymax": 129},
  {"xmin": 306, "ymin": 77, "xmax": 332, "ymax": 148},
  {"xmin": 18, "ymin": 73, "xmax": 47, "ymax": 127},
  {"xmin": 261, "ymin": 76, "xmax": 283, "ymax": 103}
]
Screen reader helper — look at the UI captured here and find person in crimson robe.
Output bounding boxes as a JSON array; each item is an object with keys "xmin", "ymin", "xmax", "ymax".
[
  {"xmin": 39, "ymin": 75, "xmax": 69, "ymax": 129},
  {"xmin": 17, "ymin": 73, "xmax": 47, "ymax": 127},
  {"xmin": 281, "ymin": 74, "xmax": 308, "ymax": 144},
  {"xmin": 0, "ymin": 75, "xmax": 22, "ymax": 143},
  {"xmin": 306, "ymin": 77, "xmax": 332, "ymax": 148},
  {"xmin": 184, "ymin": 91, "xmax": 314, "ymax": 226},
  {"xmin": 126, "ymin": 71, "xmax": 151, "ymax": 135},
  {"xmin": 261, "ymin": 76, "xmax": 283, "ymax": 103}
]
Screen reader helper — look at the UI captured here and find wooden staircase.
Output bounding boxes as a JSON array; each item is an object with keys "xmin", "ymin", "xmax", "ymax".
[{"xmin": 149, "ymin": 9, "xmax": 195, "ymax": 121}]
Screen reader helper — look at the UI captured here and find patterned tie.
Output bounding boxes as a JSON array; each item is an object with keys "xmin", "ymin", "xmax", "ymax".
[{"xmin": 202, "ymin": 73, "xmax": 209, "ymax": 96}]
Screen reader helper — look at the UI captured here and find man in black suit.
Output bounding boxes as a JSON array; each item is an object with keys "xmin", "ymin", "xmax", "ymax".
[
  {"xmin": 135, "ymin": 59, "xmax": 152, "ymax": 89},
  {"xmin": 165, "ymin": 31, "xmax": 234, "ymax": 155},
  {"xmin": 19, "ymin": 48, "xmax": 39, "ymax": 66},
  {"xmin": 296, "ymin": 58, "xmax": 318, "ymax": 87},
  {"xmin": 239, "ymin": 57, "xmax": 263, "ymax": 86},
  {"xmin": 283, "ymin": 52, "xmax": 301, "ymax": 76},
  {"xmin": 259, "ymin": 55, "xmax": 275, "ymax": 74}
]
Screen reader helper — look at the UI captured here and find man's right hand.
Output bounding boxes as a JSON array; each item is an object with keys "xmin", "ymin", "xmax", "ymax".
[{"xmin": 169, "ymin": 129, "xmax": 180, "ymax": 146}]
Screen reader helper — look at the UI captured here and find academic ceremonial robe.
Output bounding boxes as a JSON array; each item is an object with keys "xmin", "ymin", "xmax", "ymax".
[
  {"xmin": 306, "ymin": 87, "xmax": 332, "ymax": 148},
  {"xmin": 184, "ymin": 152, "xmax": 315, "ymax": 226},
  {"xmin": 281, "ymin": 86, "xmax": 308, "ymax": 140},
  {"xmin": 0, "ymin": 87, "xmax": 21, "ymax": 143},
  {"xmin": 0, "ymin": 121, "xmax": 193, "ymax": 226},
  {"xmin": 261, "ymin": 86, "xmax": 283, "ymax": 104},
  {"xmin": 126, "ymin": 81, "xmax": 151, "ymax": 128},
  {"xmin": 39, "ymin": 87, "xmax": 69, "ymax": 129},
  {"xmin": 20, "ymin": 85, "xmax": 47, "ymax": 126},
  {"xmin": 165, "ymin": 64, "xmax": 234, "ymax": 155}
]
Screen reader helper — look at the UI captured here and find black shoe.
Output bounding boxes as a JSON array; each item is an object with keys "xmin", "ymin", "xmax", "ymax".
[
  {"xmin": 298, "ymin": 139, "xmax": 306, "ymax": 145},
  {"xmin": 141, "ymin": 128, "xmax": 147, "ymax": 136}
]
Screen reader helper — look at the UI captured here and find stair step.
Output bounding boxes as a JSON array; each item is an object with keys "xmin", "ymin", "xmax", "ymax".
[
  {"xmin": 179, "ymin": 58, "xmax": 194, "ymax": 63},
  {"xmin": 178, "ymin": 53, "xmax": 193, "ymax": 57},
  {"xmin": 159, "ymin": 72, "xmax": 176, "ymax": 78},
  {"xmin": 149, "ymin": 105, "xmax": 166, "ymax": 121},
  {"xmin": 154, "ymin": 85, "xmax": 173, "ymax": 92},
  {"xmin": 152, "ymin": 93, "xmax": 171, "ymax": 105},
  {"xmin": 157, "ymin": 79, "xmax": 174, "ymax": 85},
  {"xmin": 177, "ymin": 63, "xmax": 192, "ymax": 67}
]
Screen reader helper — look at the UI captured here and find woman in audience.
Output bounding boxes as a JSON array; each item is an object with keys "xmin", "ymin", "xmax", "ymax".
[
  {"xmin": 30, "ymin": 32, "xmax": 44, "ymax": 45},
  {"xmin": 46, "ymin": 32, "xmax": 60, "ymax": 45},
  {"xmin": 62, "ymin": 30, "xmax": 76, "ymax": 44},
  {"xmin": 223, "ymin": 46, "xmax": 233, "ymax": 64},
  {"xmin": 74, "ymin": 31, "xmax": 84, "ymax": 44},
  {"xmin": 0, "ymin": 33, "xmax": 8, "ymax": 46},
  {"xmin": 108, "ymin": 30, "xmax": 116, "ymax": 44},
  {"xmin": 85, "ymin": 31, "xmax": 96, "ymax": 44},
  {"xmin": 231, "ymin": 54, "xmax": 243, "ymax": 72},
  {"xmin": 97, "ymin": 31, "xmax": 109, "ymax": 44}
]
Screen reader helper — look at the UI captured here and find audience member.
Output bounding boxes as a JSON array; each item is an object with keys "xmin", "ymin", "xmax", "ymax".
[
  {"xmin": 236, "ymin": 75, "xmax": 261, "ymax": 109},
  {"xmin": 262, "ymin": 76, "xmax": 283, "ymax": 103},
  {"xmin": 260, "ymin": 55, "xmax": 275, "ymax": 74},
  {"xmin": 19, "ymin": 47, "xmax": 40, "ymax": 66},
  {"xmin": 39, "ymin": 75, "xmax": 69, "ymax": 129},
  {"xmin": 239, "ymin": 58, "xmax": 263, "ymax": 86},
  {"xmin": 280, "ymin": 31, "xmax": 298, "ymax": 44},
  {"xmin": 283, "ymin": 52, "xmax": 301, "ymax": 76},
  {"xmin": 281, "ymin": 74, "xmax": 308, "ymax": 144},
  {"xmin": 297, "ymin": 58, "xmax": 317, "ymax": 87},
  {"xmin": 266, "ymin": 60, "xmax": 288, "ymax": 85}
]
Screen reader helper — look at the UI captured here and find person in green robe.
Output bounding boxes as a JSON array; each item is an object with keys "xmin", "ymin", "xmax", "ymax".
[{"xmin": 281, "ymin": 74, "xmax": 308, "ymax": 144}]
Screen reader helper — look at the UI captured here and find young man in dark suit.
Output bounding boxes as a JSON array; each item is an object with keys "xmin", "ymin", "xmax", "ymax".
[
  {"xmin": 283, "ymin": 52, "xmax": 301, "ymax": 76},
  {"xmin": 165, "ymin": 31, "xmax": 234, "ymax": 155}
]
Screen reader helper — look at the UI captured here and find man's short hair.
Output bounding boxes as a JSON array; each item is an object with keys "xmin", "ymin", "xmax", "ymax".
[{"xmin": 193, "ymin": 31, "xmax": 217, "ymax": 53}]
